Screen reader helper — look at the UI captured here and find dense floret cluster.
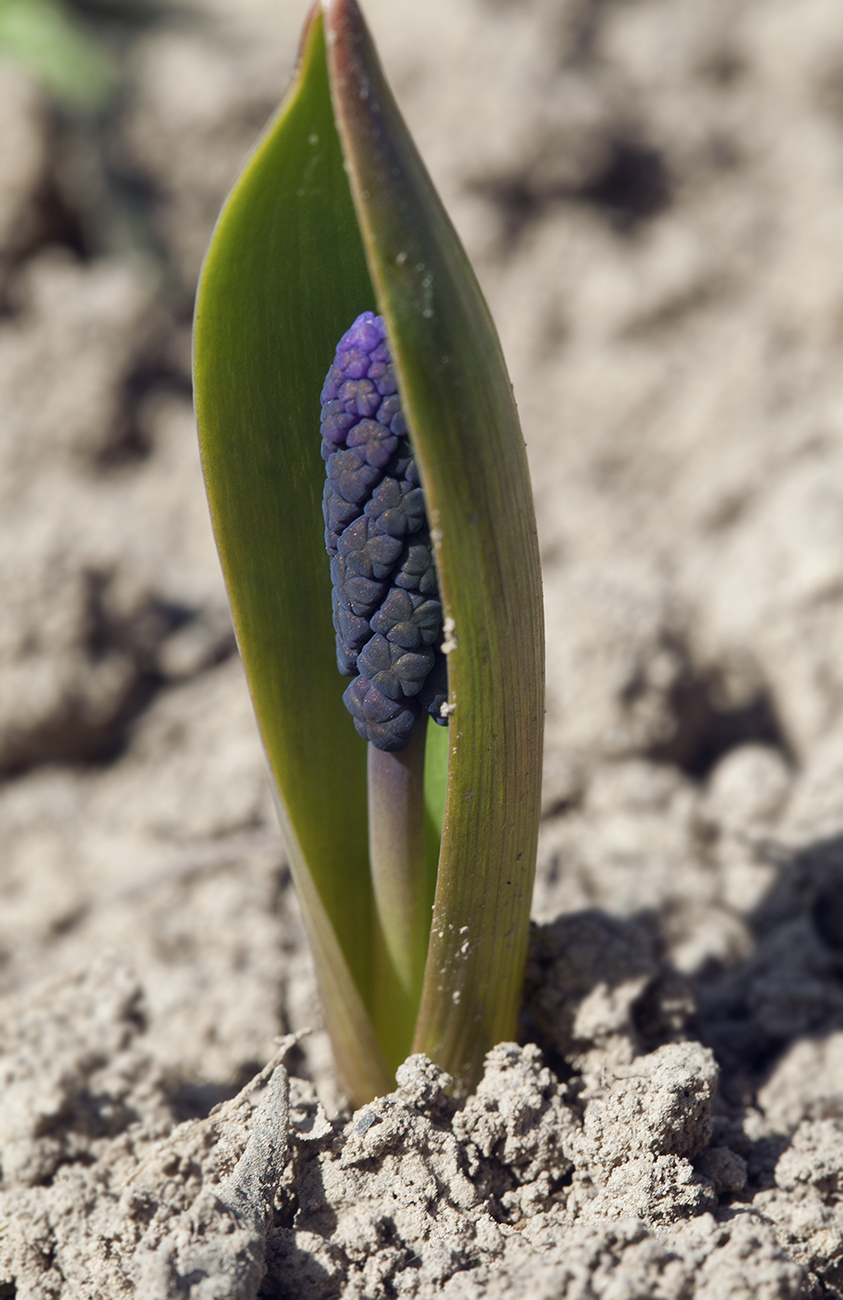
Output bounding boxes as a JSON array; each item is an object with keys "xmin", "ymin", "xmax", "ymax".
[{"xmin": 321, "ymin": 312, "xmax": 447, "ymax": 751}]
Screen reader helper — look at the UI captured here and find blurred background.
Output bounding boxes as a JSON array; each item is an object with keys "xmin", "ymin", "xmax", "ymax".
[{"xmin": 3, "ymin": 0, "xmax": 843, "ymax": 1121}]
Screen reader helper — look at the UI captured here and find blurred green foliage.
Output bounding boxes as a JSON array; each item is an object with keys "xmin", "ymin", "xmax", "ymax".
[
  {"xmin": 0, "ymin": 0, "xmax": 117, "ymax": 108},
  {"xmin": 0, "ymin": 0, "xmax": 169, "ymax": 109}
]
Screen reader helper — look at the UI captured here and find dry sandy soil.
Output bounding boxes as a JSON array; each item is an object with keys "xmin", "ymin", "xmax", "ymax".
[{"xmin": 2, "ymin": 0, "xmax": 843, "ymax": 1295}]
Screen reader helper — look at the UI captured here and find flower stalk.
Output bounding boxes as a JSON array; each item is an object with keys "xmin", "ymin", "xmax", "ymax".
[{"xmin": 368, "ymin": 726, "xmax": 431, "ymax": 1068}]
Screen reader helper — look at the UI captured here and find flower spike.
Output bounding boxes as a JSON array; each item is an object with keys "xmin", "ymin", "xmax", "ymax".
[{"xmin": 321, "ymin": 312, "xmax": 448, "ymax": 750}]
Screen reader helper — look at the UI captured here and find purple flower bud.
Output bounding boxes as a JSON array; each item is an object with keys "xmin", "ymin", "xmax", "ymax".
[
  {"xmin": 364, "ymin": 477, "xmax": 426, "ymax": 537},
  {"xmin": 393, "ymin": 534, "xmax": 438, "ymax": 595},
  {"xmin": 338, "ymin": 516, "xmax": 402, "ymax": 581},
  {"xmin": 338, "ymin": 377, "xmax": 381, "ymax": 418},
  {"xmin": 321, "ymin": 312, "xmax": 447, "ymax": 750},
  {"xmin": 377, "ymin": 394, "xmax": 406, "ymax": 436},
  {"xmin": 369, "ymin": 588, "xmax": 442, "ymax": 649},
  {"xmin": 326, "ymin": 446, "xmax": 382, "ymax": 506},
  {"xmin": 347, "ymin": 418, "xmax": 399, "ymax": 468},
  {"xmin": 342, "ymin": 675, "xmax": 419, "ymax": 751},
  {"xmin": 357, "ymin": 632, "xmax": 434, "ymax": 700}
]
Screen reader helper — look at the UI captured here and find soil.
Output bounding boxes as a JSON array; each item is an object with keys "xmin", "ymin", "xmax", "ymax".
[{"xmin": 2, "ymin": 0, "xmax": 843, "ymax": 1295}]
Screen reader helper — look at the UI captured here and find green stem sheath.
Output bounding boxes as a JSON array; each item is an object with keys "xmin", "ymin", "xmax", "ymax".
[{"xmin": 368, "ymin": 722, "xmax": 431, "ymax": 1070}]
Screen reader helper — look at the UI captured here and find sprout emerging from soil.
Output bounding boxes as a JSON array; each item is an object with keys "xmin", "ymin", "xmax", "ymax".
[{"xmin": 193, "ymin": 0, "xmax": 544, "ymax": 1104}]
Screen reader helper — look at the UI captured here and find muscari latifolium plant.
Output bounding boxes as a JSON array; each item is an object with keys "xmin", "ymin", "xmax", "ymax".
[{"xmin": 193, "ymin": 0, "xmax": 544, "ymax": 1106}]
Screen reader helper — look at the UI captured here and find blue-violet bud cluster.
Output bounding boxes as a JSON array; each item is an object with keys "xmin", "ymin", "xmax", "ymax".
[{"xmin": 321, "ymin": 312, "xmax": 447, "ymax": 751}]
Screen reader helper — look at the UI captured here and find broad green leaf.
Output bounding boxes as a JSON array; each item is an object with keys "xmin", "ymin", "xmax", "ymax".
[
  {"xmin": 194, "ymin": 7, "xmax": 391, "ymax": 1103},
  {"xmin": 326, "ymin": 0, "xmax": 544, "ymax": 1095}
]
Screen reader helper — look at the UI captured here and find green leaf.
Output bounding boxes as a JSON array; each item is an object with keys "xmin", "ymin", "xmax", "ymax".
[
  {"xmin": 325, "ymin": 0, "xmax": 544, "ymax": 1095},
  {"xmin": 194, "ymin": 6, "xmax": 391, "ymax": 1103}
]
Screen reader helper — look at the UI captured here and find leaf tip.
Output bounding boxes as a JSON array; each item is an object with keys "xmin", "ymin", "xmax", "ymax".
[
  {"xmin": 297, "ymin": 0, "xmax": 325, "ymax": 62},
  {"xmin": 321, "ymin": 0, "xmax": 363, "ymax": 44}
]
